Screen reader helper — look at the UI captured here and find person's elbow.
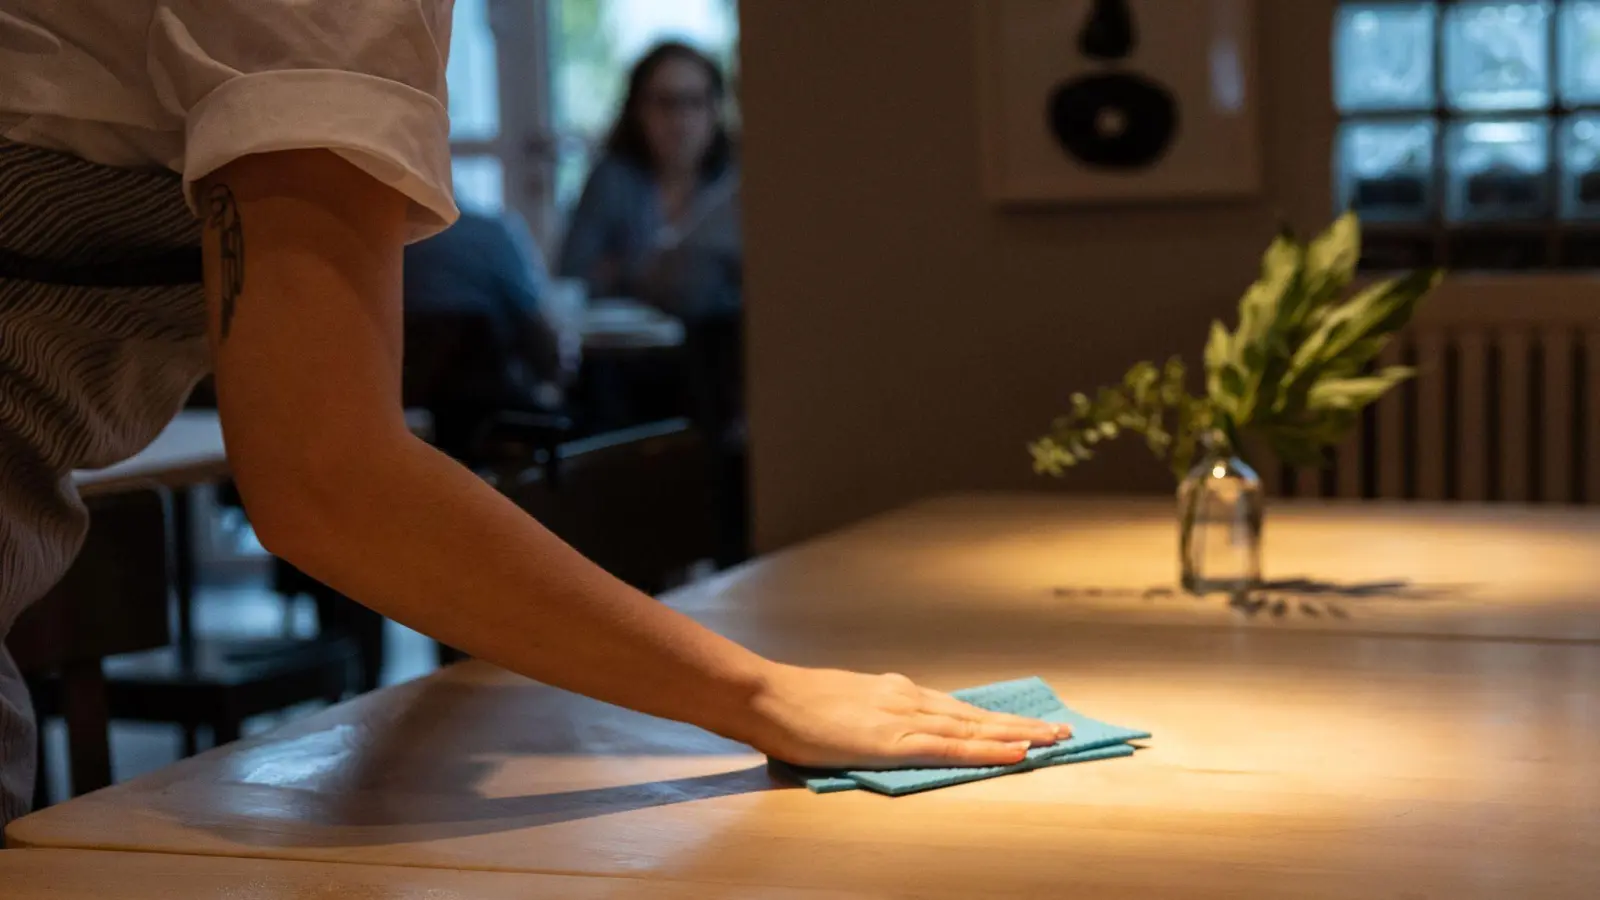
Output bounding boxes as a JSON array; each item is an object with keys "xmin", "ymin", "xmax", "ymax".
[{"xmin": 222, "ymin": 414, "xmax": 403, "ymax": 574}]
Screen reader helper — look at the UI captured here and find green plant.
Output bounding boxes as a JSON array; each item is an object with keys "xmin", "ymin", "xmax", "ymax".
[{"xmin": 1030, "ymin": 213, "xmax": 1443, "ymax": 482}]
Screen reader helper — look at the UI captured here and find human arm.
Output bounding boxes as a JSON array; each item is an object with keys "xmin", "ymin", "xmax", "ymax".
[{"xmin": 203, "ymin": 149, "xmax": 1066, "ymax": 766}]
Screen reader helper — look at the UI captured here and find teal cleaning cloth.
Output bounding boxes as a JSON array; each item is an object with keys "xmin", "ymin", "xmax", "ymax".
[{"xmin": 772, "ymin": 677, "xmax": 1149, "ymax": 796}]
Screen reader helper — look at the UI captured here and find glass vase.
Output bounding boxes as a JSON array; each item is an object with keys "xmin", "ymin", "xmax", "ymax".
[{"xmin": 1178, "ymin": 436, "xmax": 1264, "ymax": 596}]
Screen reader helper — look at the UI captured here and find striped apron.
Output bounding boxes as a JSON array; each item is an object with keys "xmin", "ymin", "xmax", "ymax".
[{"xmin": 0, "ymin": 139, "xmax": 209, "ymax": 827}]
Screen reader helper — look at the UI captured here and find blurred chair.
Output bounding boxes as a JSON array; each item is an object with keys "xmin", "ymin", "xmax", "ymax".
[
  {"xmin": 680, "ymin": 310, "xmax": 749, "ymax": 567},
  {"xmin": 505, "ymin": 418, "xmax": 718, "ymax": 595},
  {"xmin": 10, "ymin": 490, "xmax": 172, "ymax": 802}
]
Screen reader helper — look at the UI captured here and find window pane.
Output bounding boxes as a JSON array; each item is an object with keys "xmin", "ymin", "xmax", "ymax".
[
  {"xmin": 1560, "ymin": 114, "xmax": 1600, "ymax": 219},
  {"xmin": 1337, "ymin": 119, "xmax": 1437, "ymax": 222},
  {"xmin": 1559, "ymin": 1, "xmax": 1600, "ymax": 105},
  {"xmin": 1443, "ymin": 1, "xmax": 1553, "ymax": 112},
  {"xmin": 448, "ymin": 0, "xmax": 500, "ymax": 140},
  {"xmin": 452, "ymin": 156, "xmax": 505, "ymax": 215},
  {"xmin": 1445, "ymin": 118, "xmax": 1551, "ymax": 221},
  {"xmin": 550, "ymin": 0, "xmax": 739, "ymax": 208},
  {"xmin": 1335, "ymin": 3, "xmax": 1436, "ymax": 113}
]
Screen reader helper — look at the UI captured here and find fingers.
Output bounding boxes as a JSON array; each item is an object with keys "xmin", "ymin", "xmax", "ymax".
[
  {"xmin": 918, "ymin": 689, "xmax": 1071, "ymax": 741},
  {"xmin": 892, "ymin": 733, "xmax": 1034, "ymax": 767},
  {"xmin": 910, "ymin": 715, "xmax": 1058, "ymax": 747}
]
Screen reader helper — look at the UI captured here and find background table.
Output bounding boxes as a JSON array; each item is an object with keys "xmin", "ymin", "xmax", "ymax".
[
  {"xmin": 581, "ymin": 298, "xmax": 686, "ymax": 352},
  {"xmin": 67, "ymin": 408, "xmax": 436, "ymax": 661},
  {"xmin": 0, "ymin": 850, "xmax": 867, "ymax": 899}
]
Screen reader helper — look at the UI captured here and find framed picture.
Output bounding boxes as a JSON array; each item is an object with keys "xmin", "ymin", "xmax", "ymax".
[{"xmin": 977, "ymin": 0, "xmax": 1261, "ymax": 205}]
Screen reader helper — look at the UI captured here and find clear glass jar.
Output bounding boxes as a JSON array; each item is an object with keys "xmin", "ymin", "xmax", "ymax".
[{"xmin": 1178, "ymin": 434, "xmax": 1263, "ymax": 596}]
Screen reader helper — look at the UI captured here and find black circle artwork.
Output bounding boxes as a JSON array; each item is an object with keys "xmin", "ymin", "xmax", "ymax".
[{"xmin": 1046, "ymin": 0, "xmax": 1179, "ymax": 171}]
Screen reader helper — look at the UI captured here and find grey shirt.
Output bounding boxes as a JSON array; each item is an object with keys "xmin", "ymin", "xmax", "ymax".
[{"xmin": 556, "ymin": 154, "xmax": 741, "ymax": 319}]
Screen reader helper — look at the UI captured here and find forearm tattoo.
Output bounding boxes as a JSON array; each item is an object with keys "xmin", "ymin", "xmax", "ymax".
[{"xmin": 205, "ymin": 184, "xmax": 244, "ymax": 340}]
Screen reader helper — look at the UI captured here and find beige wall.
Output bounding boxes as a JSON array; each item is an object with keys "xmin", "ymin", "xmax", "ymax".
[{"xmin": 740, "ymin": 0, "xmax": 1339, "ymax": 550}]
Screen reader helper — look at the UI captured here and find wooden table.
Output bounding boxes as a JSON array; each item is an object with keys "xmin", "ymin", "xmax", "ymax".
[
  {"xmin": 68, "ymin": 407, "xmax": 435, "ymax": 660},
  {"xmin": 0, "ymin": 850, "xmax": 867, "ymax": 899},
  {"xmin": 582, "ymin": 298, "xmax": 686, "ymax": 352},
  {"xmin": 672, "ymin": 493, "xmax": 1600, "ymax": 643},
  {"xmin": 72, "ymin": 411, "xmax": 230, "ymax": 497},
  {"xmin": 11, "ymin": 493, "xmax": 1600, "ymax": 897}
]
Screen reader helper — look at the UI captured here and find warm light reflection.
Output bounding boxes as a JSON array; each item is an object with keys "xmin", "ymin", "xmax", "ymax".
[
  {"xmin": 473, "ymin": 755, "xmax": 764, "ymax": 800},
  {"xmin": 879, "ymin": 501, "xmax": 1595, "ymax": 616}
]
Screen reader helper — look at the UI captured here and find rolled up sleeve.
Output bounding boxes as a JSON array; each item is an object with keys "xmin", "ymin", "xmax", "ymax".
[{"xmin": 148, "ymin": 1, "xmax": 459, "ymax": 240}]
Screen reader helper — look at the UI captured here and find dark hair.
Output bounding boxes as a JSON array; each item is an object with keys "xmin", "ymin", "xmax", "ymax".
[{"xmin": 604, "ymin": 41, "xmax": 733, "ymax": 179}]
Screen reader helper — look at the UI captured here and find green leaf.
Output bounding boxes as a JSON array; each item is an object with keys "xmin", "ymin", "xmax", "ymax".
[
  {"xmin": 1302, "ymin": 211, "xmax": 1360, "ymax": 306},
  {"xmin": 1320, "ymin": 335, "xmax": 1390, "ymax": 378},
  {"xmin": 1219, "ymin": 365, "xmax": 1246, "ymax": 399},
  {"xmin": 1306, "ymin": 366, "xmax": 1414, "ymax": 412},
  {"xmin": 1203, "ymin": 320, "xmax": 1232, "ymax": 400},
  {"xmin": 1274, "ymin": 269, "xmax": 1437, "ymax": 412},
  {"xmin": 1235, "ymin": 235, "xmax": 1304, "ymax": 349}
]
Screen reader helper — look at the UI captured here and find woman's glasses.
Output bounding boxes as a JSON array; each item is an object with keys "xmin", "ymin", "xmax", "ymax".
[{"xmin": 644, "ymin": 91, "xmax": 713, "ymax": 115}]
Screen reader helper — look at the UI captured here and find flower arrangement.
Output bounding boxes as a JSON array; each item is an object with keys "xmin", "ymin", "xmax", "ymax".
[{"xmin": 1031, "ymin": 213, "xmax": 1442, "ymax": 482}]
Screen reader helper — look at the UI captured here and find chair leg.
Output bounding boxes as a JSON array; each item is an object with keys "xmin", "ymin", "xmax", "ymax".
[
  {"xmin": 32, "ymin": 705, "xmax": 49, "ymax": 812},
  {"xmin": 59, "ymin": 661, "xmax": 112, "ymax": 796},
  {"xmin": 211, "ymin": 717, "xmax": 241, "ymax": 749},
  {"xmin": 313, "ymin": 588, "xmax": 386, "ymax": 693},
  {"xmin": 353, "ymin": 610, "xmax": 386, "ymax": 693},
  {"xmin": 436, "ymin": 642, "xmax": 469, "ymax": 667}
]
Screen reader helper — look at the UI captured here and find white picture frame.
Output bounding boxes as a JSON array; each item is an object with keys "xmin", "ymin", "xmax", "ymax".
[{"xmin": 977, "ymin": 0, "xmax": 1262, "ymax": 205}]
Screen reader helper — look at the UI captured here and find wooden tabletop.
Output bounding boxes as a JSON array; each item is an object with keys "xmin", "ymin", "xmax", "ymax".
[
  {"xmin": 13, "ymin": 492, "xmax": 1600, "ymax": 896},
  {"xmin": 670, "ymin": 493, "xmax": 1600, "ymax": 643},
  {"xmin": 12, "ymin": 632, "xmax": 1600, "ymax": 897},
  {"xmin": 582, "ymin": 298, "xmax": 685, "ymax": 352},
  {"xmin": 0, "ymin": 850, "xmax": 873, "ymax": 899}
]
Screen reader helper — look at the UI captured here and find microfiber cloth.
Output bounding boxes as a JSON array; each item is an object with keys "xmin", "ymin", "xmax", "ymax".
[{"xmin": 771, "ymin": 677, "xmax": 1149, "ymax": 796}]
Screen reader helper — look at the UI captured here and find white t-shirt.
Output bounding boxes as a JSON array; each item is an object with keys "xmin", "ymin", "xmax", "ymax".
[{"xmin": 0, "ymin": 0, "xmax": 460, "ymax": 240}]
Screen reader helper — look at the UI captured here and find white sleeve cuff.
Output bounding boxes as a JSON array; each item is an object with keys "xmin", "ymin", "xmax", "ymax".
[{"xmin": 181, "ymin": 69, "xmax": 459, "ymax": 241}]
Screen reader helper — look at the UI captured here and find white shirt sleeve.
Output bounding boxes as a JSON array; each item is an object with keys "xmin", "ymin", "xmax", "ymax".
[{"xmin": 147, "ymin": 0, "xmax": 460, "ymax": 241}]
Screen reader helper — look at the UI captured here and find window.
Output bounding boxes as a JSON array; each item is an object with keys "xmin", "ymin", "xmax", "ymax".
[
  {"xmin": 445, "ymin": 0, "xmax": 521, "ymax": 218},
  {"xmin": 442, "ymin": 2, "xmax": 739, "ymax": 246},
  {"xmin": 547, "ymin": 0, "xmax": 740, "ymax": 210},
  {"xmin": 1335, "ymin": 1, "xmax": 1600, "ymax": 269}
]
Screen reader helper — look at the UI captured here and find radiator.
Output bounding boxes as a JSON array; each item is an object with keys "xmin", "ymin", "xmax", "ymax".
[{"xmin": 1267, "ymin": 292, "xmax": 1600, "ymax": 505}]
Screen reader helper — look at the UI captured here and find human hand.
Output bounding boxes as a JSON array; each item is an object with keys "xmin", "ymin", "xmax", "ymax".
[{"xmin": 741, "ymin": 665, "xmax": 1070, "ymax": 770}]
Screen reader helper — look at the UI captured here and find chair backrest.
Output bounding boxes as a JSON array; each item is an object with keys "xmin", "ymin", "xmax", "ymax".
[
  {"xmin": 506, "ymin": 419, "xmax": 717, "ymax": 594},
  {"xmin": 8, "ymin": 488, "xmax": 172, "ymax": 800},
  {"xmin": 402, "ymin": 308, "xmax": 516, "ymax": 460},
  {"xmin": 8, "ymin": 489, "xmax": 171, "ymax": 674}
]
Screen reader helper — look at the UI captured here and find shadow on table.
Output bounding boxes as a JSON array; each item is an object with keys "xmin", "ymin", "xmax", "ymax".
[
  {"xmin": 160, "ymin": 677, "xmax": 789, "ymax": 848},
  {"xmin": 199, "ymin": 764, "xmax": 785, "ymax": 848},
  {"xmin": 1053, "ymin": 579, "xmax": 1477, "ymax": 621}
]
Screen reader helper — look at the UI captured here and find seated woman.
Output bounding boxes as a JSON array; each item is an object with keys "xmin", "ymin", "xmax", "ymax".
[
  {"xmin": 559, "ymin": 42, "xmax": 747, "ymax": 562},
  {"xmin": 557, "ymin": 41, "xmax": 740, "ymax": 319}
]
